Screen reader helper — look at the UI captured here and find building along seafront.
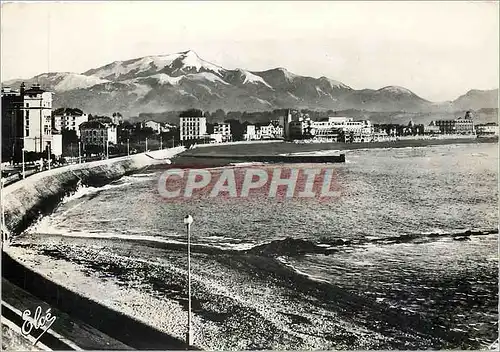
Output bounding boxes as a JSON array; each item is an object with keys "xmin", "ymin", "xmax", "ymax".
[
  {"xmin": 1, "ymin": 83, "xmax": 62, "ymax": 162},
  {"xmin": 79, "ymin": 120, "xmax": 118, "ymax": 154},
  {"xmin": 213, "ymin": 122, "xmax": 232, "ymax": 142},
  {"xmin": 475, "ymin": 123, "xmax": 499, "ymax": 137},
  {"xmin": 141, "ymin": 120, "xmax": 172, "ymax": 134},
  {"xmin": 288, "ymin": 116, "xmax": 382, "ymax": 143},
  {"xmin": 434, "ymin": 111, "xmax": 476, "ymax": 135},
  {"xmin": 179, "ymin": 115, "xmax": 207, "ymax": 142},
  {"xmin": 53, "ymin": 108, "xmax": 89, "ymax": 137}
]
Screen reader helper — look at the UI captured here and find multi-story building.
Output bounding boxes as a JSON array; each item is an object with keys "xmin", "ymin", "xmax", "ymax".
[
  {"xmin": 53, "ymin": 108, "xmax": 88, "ymax": 136},
  {"xmin": 1, "ymin": 83, "xmax": 62, "ymax": 160},
  {"xmin": 288, "ymin": 120, "xmax": 309, "ymax": 139},
  {"xmin": 179, "ymin": 116, "xmax": 207, "ymax": 141},
  {"xmin": 79, "ymin": 120, "xmax": 118, "ymax": 149},
  {"xmin": 279, "ymin": 110, "xmax": 293, "ymax": 139},
  {"xmin": 454, "ymin": 118, "xmax": 475, "ymax": 134},
  {"xmin": 213, "ymin": 122, "xmax": 232, "ymax": 142},
  {"xmin": 290, "ymin": 116, "xmax": 373, "ymax": 142},
  {"xmin": 244, "ymin": 125, "xmax": 258, "ymax": 141},
  {"xmin": 435, "ymin": 116, "xmax": 475, "ymax": 134},
  {"xmin": 475, "ymin": 123, "xmax": 499, "ymax": 137},
  {"xmin": 142, "ymin": 120, "xmax": 168, "ymax": 134},
  {"xmin": 259, "ymin": 122, "xmax": 283, "ymax": 139},
  {"xmin": 424, "ymin": 121, "xmax": 441, "ymax": 134}
]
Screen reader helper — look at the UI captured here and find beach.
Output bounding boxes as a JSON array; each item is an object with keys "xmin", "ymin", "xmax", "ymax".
[{"xmin": 3, "ymin": 141, "xmax": 498, "ymax": 350}]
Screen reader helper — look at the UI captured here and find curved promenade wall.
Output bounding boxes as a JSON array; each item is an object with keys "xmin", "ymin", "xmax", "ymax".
[{"xmin": 2, "ymin": 147, "xmax": 185, "ymax": 238}]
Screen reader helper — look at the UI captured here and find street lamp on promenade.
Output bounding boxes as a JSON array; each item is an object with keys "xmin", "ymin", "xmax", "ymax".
[
  {"xmin": 21, "ymin": 148, "xmax": 26, "ymax": 179},
  {"xmin": 78, "ymin": 142, "xmax": 82, "ymax": 164},
  {"xmin": 183, "ymin": 214, "xmax": 194, "ymax": 347},
  {"xmin": 47, "ymin": 145, "xmax": 51, "ymax": 171}
]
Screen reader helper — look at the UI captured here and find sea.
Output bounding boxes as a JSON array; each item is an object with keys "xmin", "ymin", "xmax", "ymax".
[{"xmin": 8, "ymin": 142, "xmax": 499, "ymax": 350}]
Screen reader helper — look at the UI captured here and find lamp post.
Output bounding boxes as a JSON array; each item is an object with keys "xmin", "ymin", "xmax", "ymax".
[
  {"xmin": 183, "ymin": 215, "xmax": 194, "ymax": 347},
  {"xmin": 145, "ymin": 137, "xmax": 148, "ymax": 152},
  {"xmin": 47, "ymin": 144, "xmax": 51, "ymax": 171},
  {"xmin": 127, "ymin": 138, "xmax": 130, "ymax": 156},
  {"xmin": 1, "ymin": 163, "xmax": 5, "ymax": 247},
  {"xmin": 21, "ymin": 148, "xmax": 26, "ymax": 179},
  {"xmin": 78, "ymin": 141, "xmax": 82, "ymax": 164}
]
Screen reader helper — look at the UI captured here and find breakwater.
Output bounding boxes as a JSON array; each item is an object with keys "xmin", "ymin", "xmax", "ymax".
[
  {"xmin": 1, "ymin": 147, "xmax": 185, "ymax": 239},
  {"xmin": 184, "ymin": 153, "xmax": 346, "ymax": 163}
]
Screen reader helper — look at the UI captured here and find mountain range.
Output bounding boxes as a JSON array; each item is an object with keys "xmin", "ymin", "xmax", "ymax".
[{"xmin": 2, "ymin": 50, "xmax": 498, "ymax": 117}]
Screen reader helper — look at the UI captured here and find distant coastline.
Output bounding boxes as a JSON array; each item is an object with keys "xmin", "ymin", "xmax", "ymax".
[{"xmin": 181, "ymin": 136, "xmax": 498, "ymax": 161}]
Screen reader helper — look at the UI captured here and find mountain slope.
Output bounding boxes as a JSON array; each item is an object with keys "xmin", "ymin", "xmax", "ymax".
[
  {"xmin": 2, "ymin": 50, "xmax": 496, "ymax": 116},
  {"xmin": 452, "ymin": 89, "xmax": 498, "ymax": 111}
]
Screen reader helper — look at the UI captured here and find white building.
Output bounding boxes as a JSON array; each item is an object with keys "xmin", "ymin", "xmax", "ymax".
[
  {"xmin": 213, "ymin": 122, "xmax": 231, "ymax": 142},
  {"xmin": 79, "ymin": 120, "xmax": 118, "ymax": 148},
  {"xmin": 53, "ymin": 108, "xmax": 89, "ymax": 136},
  {"xmin": 476, "ymin": 123, "xmax": 499, "ymax": 137},
  {"xmin": 1, "ymin": 84, "xmax": 64, "ymax": 158},
  {"xmin": 179, "ymin": 116, "xmax": 207, "ymax": 141},
  {"xmin": 424, "ymin": 121, "xmax": 441, "ymax": 134},
  {"xmin": 142, "ymin": 120, "xmax": 165, "ymax": 134},
  {"xmin": 23, "ymin": 85, "xmax": 53, "ymax": 152},
  {"xmin": 23, "ymin": 85, "xmax": 54, "ymax": 154},
  {"xmin": 259, "ymin": 123, "xmax": 283, "ymax": 139},
  {"xmin": 244, "ymin": 125, "xmax": 258, "ymax": 141},
  {"xmin": 209, "ymin": 133, "xmax": 223, "ymax": 143}
]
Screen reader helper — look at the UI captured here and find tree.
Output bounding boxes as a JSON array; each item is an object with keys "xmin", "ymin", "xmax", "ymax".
[
  {"xmin": 213, "ymin": 109, "xmax": 226, "ymax": 121},
  {"xmin": 179, "ymin": 109, "xmax": 204, "ymax": 117},
  {"xmin": 224, "ymin": 119, "xmax": 245, "ymax": 141}
]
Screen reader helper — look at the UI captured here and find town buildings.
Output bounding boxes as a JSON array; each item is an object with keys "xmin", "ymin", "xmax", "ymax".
[
  {"xmin": 179, "ymin": 116, "xmax": 207, "ymax": 141},
  {"xmin": 1, "ymin": 83, "xmax": 62, "ymax": 160},
  {"xmin": 288, "ymin": 116, "xmax": 376, "ymax": 142},
  {"xmin": 213, "ymin": 122, "xmax": 232, "ymax": 142},
  {"xmin": 435, "ymin": 112, "xmax": 475, "ymax": 134},
  {"xmin": 475, "ymin": 123, "xmax": 499, "ymax": 137},
  {"xmin": 141, "ymin": 120, "xmax": 172, "ymax": 134},
  {"xmin": 79, "ymin": 120, "xmax": 118, "ymax": 149},
  {"xmin": 244, "ymin": 125, "xmax": 258, "ymax": 141},
  {"xmin": 243, "ymin": 122, "xmax": 283, "ymax": 140},
  {"xmin": 53, "ymin": 108, "xmax": 89, "ymax": 136},
  {"xmin": 424, "ymin": 121, "xmax": 441, "ymax": 134},
  {"xmin": 259, "ymin": 122, "xmax": 284, "ymax": 139}
]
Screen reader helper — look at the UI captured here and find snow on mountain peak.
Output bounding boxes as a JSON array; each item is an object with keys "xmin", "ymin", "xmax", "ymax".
[
  {"xmin": 236, "ymin": 69, "xmax": 273, "ymax": 89},
  {"xmin": 54, "ymin": 73, "xmax": 110, "ymax": 91},
  {"xmin": 84, "ymin": 50, "xmax": 226, "ymax": 80},
  {"xmin": 174, "ymin": 51, "xmax": 226, "ymax": 76},
  {"xmin": 184, "ymin": 72, "xmax": 229, "ymax": 85},
  {"xmin": 319, "ymin": 76, "xmax": 351, "ymax": 90},
  {"xmin": 277, "ymin": 67, "xmax": 297, "ymax": 81},
  {"xmin": 148, "ymin": 73, "xmax": 183, "ymax": 85}
]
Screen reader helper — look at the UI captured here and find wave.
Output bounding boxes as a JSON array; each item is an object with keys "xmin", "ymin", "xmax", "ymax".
[
  {"xmin": 126, "ymin": 172, "xmax": 156, "ymax": 178},
  {"xmin": 245, "ymin": 228, "xmax": 498, "ymax": 257},
  {"xmin": 61, "ymin": 181, "xmax": 133, "ymax": 204},
  {"xmin": 24, "ymin": 226, "xmax": 498, "ymax": 259}
]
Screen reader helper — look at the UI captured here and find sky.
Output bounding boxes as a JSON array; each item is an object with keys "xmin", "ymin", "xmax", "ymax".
[{"xmin": 1, "ymin": 1, "xmax": 498, "ymax": 102}]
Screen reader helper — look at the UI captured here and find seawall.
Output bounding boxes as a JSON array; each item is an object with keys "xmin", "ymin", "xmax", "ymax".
[{"xmin": 1, "ymin": 147, "xmax": 185, "ymax": 238}]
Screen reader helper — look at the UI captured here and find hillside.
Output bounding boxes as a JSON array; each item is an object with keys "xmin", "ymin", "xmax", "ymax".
[{"xmin": 2, "ymin": 50, "xmax": 497, "ymax": 118}]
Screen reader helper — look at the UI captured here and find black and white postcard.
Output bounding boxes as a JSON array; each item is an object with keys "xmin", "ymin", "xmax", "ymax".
[{"xmin": 1, "ymin": 1, "xmax": 498, "ymax": 350}]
